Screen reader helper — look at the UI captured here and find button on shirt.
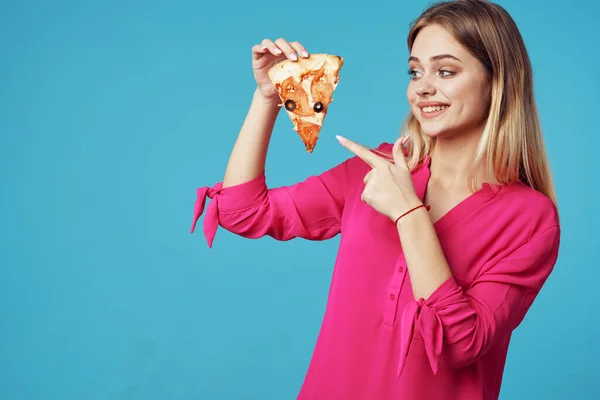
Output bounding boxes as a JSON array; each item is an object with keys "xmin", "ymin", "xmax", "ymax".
[{"xmin": 191, "ymin": 142, "xmax": 561, "ymax": 400}]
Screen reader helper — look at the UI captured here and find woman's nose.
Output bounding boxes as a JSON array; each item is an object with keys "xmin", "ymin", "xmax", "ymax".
[{"xmin": 415, "ymin": 77, "xmax": 436, "ymax": 97}]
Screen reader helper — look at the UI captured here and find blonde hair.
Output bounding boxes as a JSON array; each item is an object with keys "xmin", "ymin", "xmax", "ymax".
[{"xmin": 392, "ymin": 0, "xmax": 557, "ymax": 205}]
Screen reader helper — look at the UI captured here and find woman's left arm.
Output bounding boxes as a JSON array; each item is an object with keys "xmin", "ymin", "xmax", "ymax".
[
  {"xmin": 395, "ymin": 208, "xmax": 453, "ymax": 299},
  {"xmin": 397, "ymin": 215, "xmax": 559, "ymax": 374},
  {"xmin": 336, "ymin": 135, "xmax": 561, "ymax": 375}
]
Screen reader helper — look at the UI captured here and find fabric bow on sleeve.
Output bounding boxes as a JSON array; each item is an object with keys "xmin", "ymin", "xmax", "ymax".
[
  {"xmin": 397, "ymin": 298, "xmax": 444, "ymax": 378},
  {"xmin": 190, "ymin": 182, "xmax": 223, "ymax": 248}
]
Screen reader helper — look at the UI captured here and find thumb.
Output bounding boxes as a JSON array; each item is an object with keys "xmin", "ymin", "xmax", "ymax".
[{"xmin": 392, "ymin": 136, "xmax": 410, "ymax": 165}]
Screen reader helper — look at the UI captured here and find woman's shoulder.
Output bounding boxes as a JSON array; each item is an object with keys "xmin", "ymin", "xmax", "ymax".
[{"xmin": 489, "ymin": 181, "xmax": 560, "ymax": 237}]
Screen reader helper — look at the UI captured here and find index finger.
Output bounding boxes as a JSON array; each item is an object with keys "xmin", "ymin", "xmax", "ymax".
[{"xmin": 336, "ymin": 135, "xmax": 387, "ymax": 168}]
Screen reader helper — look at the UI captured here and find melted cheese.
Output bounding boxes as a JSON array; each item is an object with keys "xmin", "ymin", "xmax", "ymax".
[{"xmin": 268, "ymin": 54, "xmax": 343, "ymax": 127}]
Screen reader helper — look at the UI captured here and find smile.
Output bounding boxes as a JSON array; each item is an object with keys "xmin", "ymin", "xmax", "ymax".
[{"xmin": 419, "ymin": 105, "xmax": 449, "ymax": 118}]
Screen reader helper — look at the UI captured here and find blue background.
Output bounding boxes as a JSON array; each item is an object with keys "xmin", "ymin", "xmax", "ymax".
[{"xmin": 1, "ymin": 0, "xmax": 598, "ymax": 399}]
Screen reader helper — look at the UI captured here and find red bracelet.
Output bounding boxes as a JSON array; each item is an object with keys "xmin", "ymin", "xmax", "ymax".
[{"xmin": 394, "ymin": 204, "xmax": 431, "ymax": 226}]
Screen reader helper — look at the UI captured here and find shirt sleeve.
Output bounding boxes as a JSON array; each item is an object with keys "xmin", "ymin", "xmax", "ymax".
[
  {"xmin": 396, "ymin": 224, "xmax": 561, "ymax": 377},
  {"xmin": 190, "ymin": 157, "xmax": 356, "ymax": 248}
]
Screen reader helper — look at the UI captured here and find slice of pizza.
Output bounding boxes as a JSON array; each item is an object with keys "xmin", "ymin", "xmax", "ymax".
[{"xmin": 268, "ymin": 53, "xmax": 344, "ymax": 153}]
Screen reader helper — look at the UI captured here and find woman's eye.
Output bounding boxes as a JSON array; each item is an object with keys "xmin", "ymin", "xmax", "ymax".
[
  {"xmin": 407, "ymin": 69, "xmax": 453, "ymax": 80},
  {"xmin": 408, "ymin": 69, "xmax": 422, "ymax": 79}
]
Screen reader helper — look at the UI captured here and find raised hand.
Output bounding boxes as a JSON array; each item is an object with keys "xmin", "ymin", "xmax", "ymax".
[
  {"xmin": 336, "ymin": 135, "xmax": 423, "ymax": 222},
  {"xmin": 251, "ymin": 38, "xmax": 310, "ymax": 101}
]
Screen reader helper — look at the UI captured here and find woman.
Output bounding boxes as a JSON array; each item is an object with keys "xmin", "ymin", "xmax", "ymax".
[{"xmin": 191, "ymin": 0, "xmax": 560, "ymax": 398}]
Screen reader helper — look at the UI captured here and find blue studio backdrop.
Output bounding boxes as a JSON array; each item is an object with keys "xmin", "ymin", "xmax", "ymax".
[{"xmin": 1, "ymin": 0, "xmax": 599, "ymax": 399}]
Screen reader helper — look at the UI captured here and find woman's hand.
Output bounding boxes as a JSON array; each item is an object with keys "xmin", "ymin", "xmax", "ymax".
[
  {"xmin": 252, "ymin": 38, "xmax": 310, "ymax": 101},
  {"xmin": 336, "ymin": 135, "xmax": 422, "ymax": 221}
]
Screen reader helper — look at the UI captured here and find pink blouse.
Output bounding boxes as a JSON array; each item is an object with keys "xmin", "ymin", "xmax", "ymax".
[{"xmin": 191, "ymin": 142, "xmax": 561, "ymax": 400}]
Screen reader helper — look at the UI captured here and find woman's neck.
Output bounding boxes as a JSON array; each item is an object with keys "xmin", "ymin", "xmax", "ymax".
[{"xmin": 428, "ymin": 130, "xmax": 484, "ymax": 190}]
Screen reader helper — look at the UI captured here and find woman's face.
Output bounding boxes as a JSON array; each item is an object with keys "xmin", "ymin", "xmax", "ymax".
[{"xmin": 406, "ymin": 24, "xmax": 491, "ymax": 139}]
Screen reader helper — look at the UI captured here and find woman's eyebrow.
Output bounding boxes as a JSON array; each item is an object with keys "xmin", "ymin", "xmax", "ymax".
[{"xmin": 408, "ymin": 54, "xmax": 462, "ymax": 63}]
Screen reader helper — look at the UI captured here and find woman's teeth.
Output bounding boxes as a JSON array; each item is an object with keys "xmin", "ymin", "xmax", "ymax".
[{"xmin": 422, "ymin": 105, "xmax": 449, "ymax": 113}]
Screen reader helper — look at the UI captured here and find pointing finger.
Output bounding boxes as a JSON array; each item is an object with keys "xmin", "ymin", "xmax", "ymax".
[{"xmin": 336, "ymin": 135, "xmax": 387, "ymax": 168}]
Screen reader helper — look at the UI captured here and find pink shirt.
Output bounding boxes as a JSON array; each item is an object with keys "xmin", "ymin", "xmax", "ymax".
[{"xmin": 191, "ymin": 142, "xmax": 560, "ymax": 400}]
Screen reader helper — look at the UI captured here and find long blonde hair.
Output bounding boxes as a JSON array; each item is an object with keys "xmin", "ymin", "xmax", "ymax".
[{"xmin": 395, "ymin": 0, "xmax": 557, "ymax": 205}]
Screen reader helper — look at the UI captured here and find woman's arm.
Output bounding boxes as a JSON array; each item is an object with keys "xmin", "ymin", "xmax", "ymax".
[
  {"xmin": 396, "ymin": 222, "xmax": 560, "ymax": 375},
  {"xmin": 222, "ymin": 89, "xmax": 280, "ymax": 188},
  {"xmin": 396, "ymin": 208, "xmax": 453, "ymax": 299},
  {"xmin": 191, "ymin": 38, "xmax": 353, "ymax": 247},
  {"xmin": 334, "ymin": 135, "xmax": 561, "ymax": 375}
]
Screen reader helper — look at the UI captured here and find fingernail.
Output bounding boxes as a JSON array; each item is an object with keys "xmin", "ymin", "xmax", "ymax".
[
  {"xmin": 301, "ymin": 51, "xmax": 309, "ymax": 58},
  {"xmin": 336, "ymin": 135, "xmax": 346, "ymax": 143},
  {"xmin": 260, "ymin": 46, "xmax": 267, "ymax": 51},
  {"xmin": 273, "ymin": 48, "xmax": 282, "ymax": 54},
  {"xmin": 289, "ymin": 53, "xmax": 298, "ymax": 61}
]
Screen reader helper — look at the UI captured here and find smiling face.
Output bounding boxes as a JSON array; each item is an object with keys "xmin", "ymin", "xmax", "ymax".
[{"xmin": 407, "ymin": 24, "xmax": 491, "ymax": 139}]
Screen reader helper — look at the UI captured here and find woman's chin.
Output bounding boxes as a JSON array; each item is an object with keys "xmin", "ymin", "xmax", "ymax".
[
  {"xmin": 420, "ymin": 126, "xmax": 447, "ymax": 138},
  {"xmin": 418, "ymin": 121, "xmax": 464, "ymax": 139}
]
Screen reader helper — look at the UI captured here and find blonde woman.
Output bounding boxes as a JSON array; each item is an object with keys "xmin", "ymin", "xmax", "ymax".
[{"xmin": 191, "ymin": 0, "xmax": 560, "ymax": 398}]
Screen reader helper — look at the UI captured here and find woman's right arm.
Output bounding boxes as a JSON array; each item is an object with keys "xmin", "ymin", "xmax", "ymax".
[
  {"xmin": 222, "ymin": 38, "xmax": 305, "ymax": 188},
  {"xmin": 192, "ymin": 38, "xmax": 356, "ymax": 247},
  {"xmin": 221, "ymin": 88, "xmax": 280, "ymax": 188}
]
